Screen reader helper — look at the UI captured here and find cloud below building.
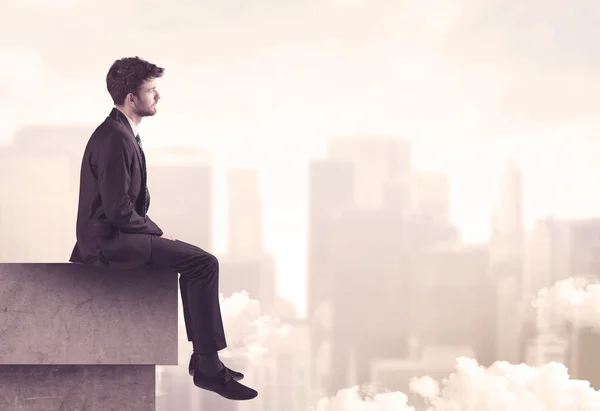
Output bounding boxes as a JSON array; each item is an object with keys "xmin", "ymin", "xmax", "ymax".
[
  {"xmin": 534, "ymin": 277, "xmax": 600, "ymax": 329},
  {"xmin": 314, "ymin": 358, "xmax": 600, "ymax": 411},
  {"xmin": 219, "ymin": 291, "xmax": 292, "ymax": 360}
]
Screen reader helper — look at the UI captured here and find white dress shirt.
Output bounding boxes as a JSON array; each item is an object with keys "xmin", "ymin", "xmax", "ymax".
[{"xmin": 115, "ymin": 106, "xmax": 138, "ymax": 136}]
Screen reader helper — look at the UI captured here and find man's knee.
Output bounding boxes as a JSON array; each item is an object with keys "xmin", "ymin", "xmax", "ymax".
[
  {"xmin": 205, "ymin": 253, "xmax": 219, "ymax": 272},
  {"xmin": 191, "ymin": 250, "xmax": 218, "ymax": 274}
]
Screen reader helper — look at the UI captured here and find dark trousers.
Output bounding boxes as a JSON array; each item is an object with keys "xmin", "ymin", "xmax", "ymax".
[{"xmin": 147, "ymin": 236, "xmax": 227, "ymax": 354}]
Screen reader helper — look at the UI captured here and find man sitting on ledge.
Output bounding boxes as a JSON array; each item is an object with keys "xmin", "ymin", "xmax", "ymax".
[{"xmin": 69, "ymin": 56, "xmax": 257, "ymax": 402}]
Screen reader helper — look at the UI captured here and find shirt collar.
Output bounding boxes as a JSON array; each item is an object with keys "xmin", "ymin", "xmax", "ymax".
[{"xmin": 115, "ymin": 106, "xmax": 138, "ymax": 136}]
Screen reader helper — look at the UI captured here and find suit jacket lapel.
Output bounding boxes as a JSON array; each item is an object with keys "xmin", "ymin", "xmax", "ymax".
[{"xmin": 108, "ymin": 108, "xmax": 145, "ymax": 179}]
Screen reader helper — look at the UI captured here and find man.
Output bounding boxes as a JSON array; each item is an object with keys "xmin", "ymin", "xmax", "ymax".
[{"xmin": 70, "ymin": 56, "xmax": 258, "ymax": 401}]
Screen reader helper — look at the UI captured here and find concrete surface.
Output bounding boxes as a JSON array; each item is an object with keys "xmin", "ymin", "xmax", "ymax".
[
  {"xmin": 0, "ymin": 263, "xmax": 178, "ymax": 365},
  {"xmin": 0, "ymin": 365, "xmax": 155, "ymax": 411}
]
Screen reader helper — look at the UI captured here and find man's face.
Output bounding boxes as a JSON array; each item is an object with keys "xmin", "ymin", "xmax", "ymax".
[{"xmin": 130, "ymin": 78, "xmax": 160, "ymax": 117}]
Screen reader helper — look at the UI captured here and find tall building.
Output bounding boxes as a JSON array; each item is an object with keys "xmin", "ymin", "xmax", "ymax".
[
  {"xmin": 529, "ymin": 299, "xmax": 600, "ymax": 390},
  {"xmin": 522, "ymin": 218, "xmax": 570, "ymax": 299},
  {"xmin": 0, "ymin": 144, "xmax": 13, "ymax": 261},
  {"xmin": 308, "ymin": 138, "xmax": 459, "ymax": 396},
  {"xmin": 306, "ymin": 159, "xmax": 354, "ymax": 318},
  {"xmin": 491, "ymin": 159, "xmax": 524, "ymax": 244},
  {"xmin": 218, "ymin": 167, "xmax": 276, "ymax": 312},
  {"xmin": 522, "ymin": 217, "xmax": 600, "ymax": 306},
  {"xmin": 489, "ymin": 159, "xmax": 525, "ymax": 284},
  {"xmin": 382, "ymin": 172, "xmax": 413, "ymax": 213},
  {"xmin": 10, "ymin": 124, "xmax": 90, "ymax": 156},
  {"xmin": 412, "ymin": 243, "xmax": 497, "ymax": 366},
  {"xmin": 219, "ymin": 255, "xmax": 276, "ymax": 315},
  {"xmin": 306, "ymin": 159, "xmax": 354, "ymax": 393},
  {"xmin": 326, "ymin": 136, "xmax": 411, "ymax": 209},
  {"xmin": 559, "ymin": 218, "xmax": 600, "ymax": 279},
  {"xmin": 520, "ymin": 216, "xmax": 600, "ymax": 365},
  {"xmin": 524, "ymin": 298, "xmax": 569, "ymax": 367},
  {"xmin": 239, "ymin": 319, "xmax": 311, "ymax": 411},
  {"xmin": 146, "ymin": 146, "xmax": 213, "ymax": 248},
  {"xmin": 412, "ymin": 171, "xmax": 451, "ymax": 223},
  {"xmin": 0, "ymin": 125, "xmax": 94, "ymax": 262},
  {"xmin": 326, "ymin": 208, "xmax": 459, "ymax": 394},
  {"xmin": 569, "ymin": 326, "xmax": 600, "ymax": 390},
  {"xmin": 490, "ymin": 159, "xmax": 525, "ymax": 363},
  {"xmin": 227, "ymin": 168, "xmax": 263, "ymax": 258}
]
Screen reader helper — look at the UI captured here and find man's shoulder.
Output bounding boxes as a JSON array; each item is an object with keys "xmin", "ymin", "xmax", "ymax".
[
  {"xmin": 94, "ymin": 116, "xmax": 131, "ymax": 138},
  {"xmin": 89, "ymin": 120, "xmax": 134, "ymax": 150}
]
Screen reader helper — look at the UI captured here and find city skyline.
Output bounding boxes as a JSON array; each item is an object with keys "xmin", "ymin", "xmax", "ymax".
[{"xmin": 3, "ymin": 124, "xmax": 600, "ymax": 318}]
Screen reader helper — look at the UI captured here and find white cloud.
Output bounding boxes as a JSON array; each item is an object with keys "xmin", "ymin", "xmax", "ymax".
[
  {"xmin": 313, "ymin": 358, "xmax": 600, "ymax": 411},
  {"xmin": 534, "ymin": 277, "xmax": 600, "ymax": 329},
  {"xmin": 219, "ymin": 291, "xmax": 292, "ymax": 360},
  {"xmin": 314, "ymin": 387, "xmax": 413, "ymax": 411}
]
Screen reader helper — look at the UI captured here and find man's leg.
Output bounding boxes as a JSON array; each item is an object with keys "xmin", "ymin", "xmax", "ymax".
[
  {"xmin": 179, "ymin": 275, "xmax": 194, "ymax": 342},
  {"xmin": 180, "ymin": 271, "xmax": 244, "ymax": 380},
  {"xmin": 148, "ymin": 237, "xmax": 226, "ymax": 353},
  {"xmin": 147, "ymin": 236, "xmax": 257, "ymax": 400}
]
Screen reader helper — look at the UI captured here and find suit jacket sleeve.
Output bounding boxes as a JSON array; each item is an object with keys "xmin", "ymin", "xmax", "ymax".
[
  {"xmin": 146, "ymin": 187, "xmax": 151, "ymax": 212},
  {"xmin": 96, "ymin": 133, "xmax": 162, "ymax": 235}
]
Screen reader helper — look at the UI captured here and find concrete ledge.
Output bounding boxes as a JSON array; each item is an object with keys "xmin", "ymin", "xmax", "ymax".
[
  {"xmin": 0, "ymin": 263, "xmax": 178, "ymax": 365},
  {"xmin": 0, "ymin": 365, "xmax": 155, "ymax": 411}
]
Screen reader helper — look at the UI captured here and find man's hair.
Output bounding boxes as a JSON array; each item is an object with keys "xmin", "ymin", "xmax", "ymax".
[{"xmin": 106, "ymin": 56, "xmax": 165, "ymax": 105}]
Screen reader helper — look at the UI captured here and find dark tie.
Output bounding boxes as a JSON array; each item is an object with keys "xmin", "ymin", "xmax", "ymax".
[{"xmin": 135, "ymin": 134, "xmax": 148, "ymax": 216}]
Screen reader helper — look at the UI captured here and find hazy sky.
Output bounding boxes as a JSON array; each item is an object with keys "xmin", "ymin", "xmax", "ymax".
[{"xmin": 3, "ymin": 0, "xmax": 600, "ymax": 315}]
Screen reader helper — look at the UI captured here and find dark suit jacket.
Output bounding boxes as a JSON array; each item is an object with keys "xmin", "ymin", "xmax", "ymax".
[{"xmin": 69, "ymin": 108, "xmax": 163, "ymax": 269}]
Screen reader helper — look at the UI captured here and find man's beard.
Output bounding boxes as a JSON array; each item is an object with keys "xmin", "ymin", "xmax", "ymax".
[{"xmin": 134, "ymin": 104, "xmax": 156, "ymax": 118}]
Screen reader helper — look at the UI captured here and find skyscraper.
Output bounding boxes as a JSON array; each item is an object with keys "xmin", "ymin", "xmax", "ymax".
[
  {"xmin": 227, "ymin": 168, "xmax": 263, "ymax": 258},
  {"xmin": 491, "ymin": 159, "xmax": 524, "ymax": 245},
  {"xmin": 0, "ymin": 125, "xmax": 93, "ymax": 262},
  {"xmin": 307, "ymin": 159, "xmax": 354, "ymax": 318},
  {"xmin": 219, "ymin": 167, "xmax": 275, "ymax": 313},
  {"xmin": 326, "ymin": 136, "xmax": 411, "ymax": 209},
  {"xmin": 326, "ymin": 208, "xmax": 460, "ymax": 393},
  {"xmin": 146, "ymin": 147, "xmax": 213, "ymax": 249},
  {"xmin": 306, "ymin": 158, "xmax": 354, "ymax": 395},
  {"xmin": 412, "ymin": 171, "xmax": 451, "ymax": 223},
  {"xmin": 490, "ymin": 159, "xmax": 525, "ymax": 363}
]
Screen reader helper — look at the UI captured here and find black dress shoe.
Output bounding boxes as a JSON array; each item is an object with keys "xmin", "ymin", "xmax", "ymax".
[
  {"xmin": 188, "ymin": 354, "xmax": 244, "ymax": 381},
  {"xmin": 193, "ymin": 368, "xmax": 258, "ymax": 401}
]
